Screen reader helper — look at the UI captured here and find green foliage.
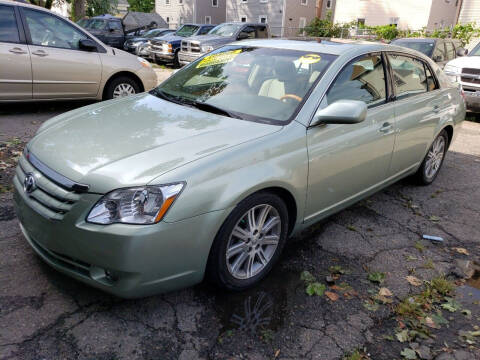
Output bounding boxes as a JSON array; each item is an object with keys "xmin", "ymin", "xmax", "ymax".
[
  {"xmin": 86, "ymin": 0, "xmax": 118, "ymax": 17},
  {"xmin": 303, "ymin": 11, "xmax": 351, "ymax": 38},
  {"xmin": 127, "ymin": 0, "xmax": 154, "ymax": 13},
  {"xmin": 368, "ymin": 24, "xmax": 399, "ymax": 41},
  {"xmin": 300, "ymin": 270, "xmax": 316, "ymax": 283},
  {"xmin": 329, "ymin": 265, "xmax": 347, "ymax": 274},
  {"xmin": 306, "ymin": 282, "xmax": 326, "ymax": 296},
  {"xmin": 367, "ymin": 271, "xmax": 385, "ymax": 284}
]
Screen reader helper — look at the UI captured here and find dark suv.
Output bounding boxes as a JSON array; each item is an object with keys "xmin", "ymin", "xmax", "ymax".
[
  {"xmin": 178, "ymin": 22, "xmax": 270, "ymax": 65},
  {"xmin": 147, "ymin": 24, "xmax": 215, "ymax": 67},
  {"xmin": 391, "ymin": 38, "xmax": 467, "ymax": 68}
]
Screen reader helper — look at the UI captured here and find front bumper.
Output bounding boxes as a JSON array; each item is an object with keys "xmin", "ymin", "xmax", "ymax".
[
  {"xmin": 463, "ymin": 87, "xmax": 480, "ymax": 112},
  {"xmin": 178, "ymin": 51, "xmax": 203, "ymax": 65},
  {"xmin": 14, "ymin": 178, "xmax": 227, "ymax": 298},
  {"xmin": 148, "ymin": 48, "xmax": 175, "ymax": 62}
]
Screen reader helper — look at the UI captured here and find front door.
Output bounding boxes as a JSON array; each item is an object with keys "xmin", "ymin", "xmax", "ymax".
[
  {"xmin": 0, "ymin": 4, "xmax": 32, "ymax": 100},
  {"xmin": 20, "ymin": 7, "xmax": 102, "ymax": 99},
  {"xmin": 305, "ymin": 53, "xmax": 396, "ymax": 221}
]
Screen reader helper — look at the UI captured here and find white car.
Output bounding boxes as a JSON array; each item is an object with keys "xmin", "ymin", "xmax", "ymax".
[{"xmin": 444, "ymin": 42, "xmax": 480, "ymax": 112}]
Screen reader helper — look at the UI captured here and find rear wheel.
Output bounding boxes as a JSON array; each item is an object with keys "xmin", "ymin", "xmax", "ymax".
[
  {"xmin": 207, "ymin": 192, "xmax": 289, "ymax": 291},
  {"xmin": 104, "ymin": 76, "xmax": 140, "ymax": 100},
  {"xmin": 413, "ymin": 130, "xmax": 448, "ymax": 185}
]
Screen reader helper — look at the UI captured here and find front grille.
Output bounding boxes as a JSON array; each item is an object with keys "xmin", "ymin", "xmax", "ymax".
[
  {"xmin": 15, "ymin": 154, "xmax": 80, "ymax": 220},
  {"xmin": 181, "ymin": 40, "xmax": 201, "ymax": 53},
  {"xmin": 461, "ymin": 68, "xmax": 480, "ymax": 85}
]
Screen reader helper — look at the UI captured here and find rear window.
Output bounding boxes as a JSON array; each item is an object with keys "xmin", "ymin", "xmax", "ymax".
[
  {"xmin": 391, "ymin": 40, "xmax": 434, "ymax": 57},
  {"xmin": 0, "ymin": 5, "xmax": 20, "ymax": 43}
]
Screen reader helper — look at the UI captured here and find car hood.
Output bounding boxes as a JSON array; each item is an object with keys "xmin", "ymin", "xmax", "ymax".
[
  {"xmin": 446, "ymin": 56, "xmax": 480, "ymax": 68},
  {"xmin": 187, "ymin": 34, "xmax": 231, "ymax": 46},
  {"xmin": 128, "ymin": 37, "xmax": 148, "ymax": 42},
  {"xmin": 29, "ymin": 94, "xmax": 281, "ymax": 193},
  {"xmin": 153, "ymin": 33, "xmax": 183, "ymax": 43}
]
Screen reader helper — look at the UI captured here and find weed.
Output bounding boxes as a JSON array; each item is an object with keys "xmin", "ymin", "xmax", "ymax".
[
  {"xmin": 415, "ymin": 241, "xmax": 425, "ymax": 253},
  {"xmin": 423, "ymin": 259, "xmax": 435, "ymax": 270},
  {"xmin": 430, "ymin": 276, "xmax": 454, "ymax": 296},
  {"xmin": 368, "ymin": 271, "xmax": 385, "ymax": 284},
  {"xmin": 329, "ymin": 265, "xmax": 347, "ymax": 274},
  {"xmin": 260, "ymin": 328, "xmax": 275, "ymax": 343},
  {"xmin": 343, "ymin": 349, "xmax": 366, "ymax": 360},
  {"xmin": 347, "ymin": 225, "xmax": 357, "ymax": 232}
]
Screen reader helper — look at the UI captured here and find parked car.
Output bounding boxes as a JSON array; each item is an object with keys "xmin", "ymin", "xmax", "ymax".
[
  {"xmin": 390, "ymin": 38, "xmax": 466, "ymax": 68},
  {"xmin": 147, "ymin": 23, "xmax": 215, "ymax": 67},
  {"xmin": 0, "ymin": 1, "xmax": 156, "ymax": 101},
  {"xmin": 123, "ymin": 28, "xmax": 174, "ymax": 56},
  {"xmin": 179, "ymin": 22, "xmax": 270, "ymax": 65},
  {"xmin": 444, "ymin": 41, "xmax": 480, "ymax": 112},
  {"xmin": 81, "ymin": 12, "xmax": 166, "ymax": 49},
  {"xmin": 14, "ymin": 39, "xmax": 464, "ymax": 298}
]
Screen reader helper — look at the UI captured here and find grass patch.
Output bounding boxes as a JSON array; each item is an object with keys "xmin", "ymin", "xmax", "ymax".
[
  {"xmin": 368, "ymin": 271, "xmax": 385, "ymax": 284},
  {"xmin": 415, "ymin": 241, "xmax": 425, "ymax": 253}
]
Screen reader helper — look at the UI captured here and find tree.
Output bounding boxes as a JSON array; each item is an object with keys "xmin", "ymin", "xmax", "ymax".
[
  {"xmin": 303, "ymin": 11, "xmax": 351, "ymax": 38},
  {"xmin": 127, "ymin": 0, "xmax": 154, "ymax": 13}
]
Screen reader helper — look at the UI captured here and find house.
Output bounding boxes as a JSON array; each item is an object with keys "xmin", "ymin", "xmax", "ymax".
[
  {"xmin": 332, "ymin": 0, "xmax": 461, "ymax": 30},
  {"xmin": 457, "ymin": 0, "xmax": 480, "ymax": 24},
  {"xmin": 316, "ymin": 0, "xmax": 336, "ymax": 20},
  {"xmin": 226, "ymin": 0, "xmax": 319, "ymax": 37},
  {"xmin": 155, "ymin": 0, "xmax": 226, "ymax": 28}
]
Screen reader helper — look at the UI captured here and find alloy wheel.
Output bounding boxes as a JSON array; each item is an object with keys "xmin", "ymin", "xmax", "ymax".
[
  {"xmin": 112, "ymin": 83, "xmax": 136, "ymax": 98},
  {"xmin": 425, "ymin": 136, "xmax": 446, "ymax": 179},
  {"xmin": 226, "ymin": 204, "xmax": 281, "ymax": 280}
]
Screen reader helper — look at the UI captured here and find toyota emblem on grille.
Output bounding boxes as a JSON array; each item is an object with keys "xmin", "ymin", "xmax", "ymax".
[{"xmin": 23, "ymin": 173, "xmax": 37, "ymax": 193}]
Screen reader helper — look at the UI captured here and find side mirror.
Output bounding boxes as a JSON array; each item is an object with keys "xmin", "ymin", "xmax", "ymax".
[
  {"xmin": 79, "ymin": 38, "xmax": 98, "ymax": 51},
  {"xmin": 237, "ymin": 32, "xmax": 250, "ymax": 40},
  {"xmin": 310, "ymin": 100, "xmax": 367, "ymax": 127},
  {"xmin": 456, "ymin": 48, "xmax": 467, "ymax": 56}
]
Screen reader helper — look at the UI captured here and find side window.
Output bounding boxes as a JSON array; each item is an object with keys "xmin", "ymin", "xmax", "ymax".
[
  {"xmin": 325, "ymin": 54, "xmax": 387, "ymax": 108},
  {"xmin": 425, "ymin": 64, "xmax": 438, "ymax": 91},
  {"xmin": 0, "ymin": 5, "xmax": 20, "ymax": 43},
  {"xmin": 432, "ymin": 42, "xmax": 445, "ymax": 62},
  {"xmin": 23, "ymin": 9, "xmax": 87, "ymax": 50},
  {"xmin": 239, "ymin": 26, "xmax": 255, "ymax": 39},
  {"xmin": 198, "ymin": 26, "xmax": 212, "ymax": 35},
  {"xmin": 445, "ymin": 42, "xmax": 455, "ymax": 60},
  {"xmin": 256, "ymin": 25, "xmax": 268, "ymax": 38},
  {"xmin": 109, "ymin": 21, "xmax": 122, "ymax": 31},
  {"xmin": 387, "ymin": 54, "xmax": 427, "ymax": 100}
]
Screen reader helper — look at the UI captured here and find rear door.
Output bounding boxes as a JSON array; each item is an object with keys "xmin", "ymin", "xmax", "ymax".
[
  {"xmin": 386, "ymin": 53, "xmax": 446, "ymax": 175},
  {"xmin": 0, "ymin": 4, "xmax": 32, "ymax": 100},
  {"xmin": 20, "ymin": 7, "xmax": 102, "ymax": 99},
  {"xmin": 305, "ymin": 53, "xmax": 396, "ymax": 220},
  {"xmin": 107, "ymin": 20, "xmax": 124, "ymax": 48},
  {"xmin": 255, "ymin": 25, "xmax": 269, "ymax": 38}
]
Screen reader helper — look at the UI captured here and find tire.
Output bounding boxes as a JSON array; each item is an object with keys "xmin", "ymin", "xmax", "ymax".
[
  {"xmin": 413, "ymin": 130, "xmax": 449, "ymax": 185},
  {"xmin": 104, "ymin": 76, "xmax": 140, "ymax": 100},
  {"xmin": 207, "ymin": 192, "xmax": 289, "ymax": 291},
  {"xmin": 173, "ymin": 50, "xmax": 180, "ymax": 68}
]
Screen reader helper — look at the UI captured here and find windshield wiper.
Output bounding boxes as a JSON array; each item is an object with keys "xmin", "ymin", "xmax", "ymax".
[
  {"xmin": 190, "ymin": 101, "xmax": 242, "ymax": 119},
  {"xmin": 150, "ymin": 89, "xmax": 186, "ymax": 106}
]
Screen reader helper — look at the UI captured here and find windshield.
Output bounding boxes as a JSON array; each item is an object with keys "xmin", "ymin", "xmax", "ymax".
[
  {"xmin": 85, "ymin": 19, "xmax": 107, "ymax": 30},
  {"xmin": 469, "ymin": 43, "xmax": 480, "ymax": 56},
  {"xmin": 208, "ymin": 24, "xmax": 243, "ymax": 37},
  {"xmin": 152, "ymin": 46, "xmax": 336, "ymax": 123},
  {"xmin": 144, "ymin": 29, "xmax": 162, "ymax": 38},
  {"xmin": 175, "ymin": 25, "xmax": 199, "ymax": 37},
  {"xmin": 391, "ymin": 40, "xmax": 435, "ymax": 57}
]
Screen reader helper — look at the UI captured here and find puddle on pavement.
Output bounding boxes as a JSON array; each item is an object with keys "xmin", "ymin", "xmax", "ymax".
[
  {"xmin": 209, "ymin": 268, "xmax": 304, "ymax": 335},
  {"xmin": 456, "ymin": 270, "xmax": 480, "ymax": 303}
]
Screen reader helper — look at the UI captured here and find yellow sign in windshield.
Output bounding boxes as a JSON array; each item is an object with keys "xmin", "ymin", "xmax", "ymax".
[
  {"xmin": 197, "ymin": 49, "xmax": 242, "ymax": 68},
  {"xmin": 298, "ymin": 54, "xmax": 322, "ymax": 65}
]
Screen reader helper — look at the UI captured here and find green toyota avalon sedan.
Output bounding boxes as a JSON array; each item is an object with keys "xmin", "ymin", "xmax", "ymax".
[{"xmin": 14, "ymin": 40, "xmax": 465, "ymax": 298}]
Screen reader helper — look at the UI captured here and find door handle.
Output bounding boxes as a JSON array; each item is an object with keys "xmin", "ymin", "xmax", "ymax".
[
  {"xmin": 9, "ymin": 47, "xmax": 27, "ymax": 54},
  {"xmin": 32, "ymin": 50, "xmax": 48, "ymax": 57},
  {"xmin": 379, "ymin": 122, "xmax": 393, "ymax": 134}
]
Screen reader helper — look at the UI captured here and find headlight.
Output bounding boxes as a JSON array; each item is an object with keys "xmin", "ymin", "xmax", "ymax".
[
  {"xmin": 201, "ymin": 45, "xmax": 214, "ymax": 53},
  {"xmin": 132, "ymin": 41, "xmax": 144, "ymax": 46},
  {"xmin": 444, "ymin": 65, "xmax": 460, "ymax": 82},
  {"xmin": 87, "ymin": 183, "xmax": 185, "ymax": 225},
  {"xmin": 137, "ymin": 56, "xmax": 151, "ymax": 68}
]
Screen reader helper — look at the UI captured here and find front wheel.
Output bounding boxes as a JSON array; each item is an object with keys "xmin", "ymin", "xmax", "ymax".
[
  {"xmin": 104, "ymin": 76, "xmax": 140, "ymax": 100},
  {"xmin": 413, "ymin": 130, "xmax": 448, "ymax": 185},
  {"xmin": 207, "ymin": 192, "xmax": 289, "ymax": 291}
]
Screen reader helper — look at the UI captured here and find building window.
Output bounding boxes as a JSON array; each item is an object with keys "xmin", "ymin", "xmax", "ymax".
[
  {"xmin": 357, "ymin": 18, "xmax": 365, "ymax": 27},
  {"xmin": 326, "ymin": 0, "xmax": 331, "ymax": 8},
  {"xmin": 179, "ymin": 16, "xmax": 184, "ymax": 24},
  {"xmin": 259, "ymin": 15, "xmax": 267, "ymax": 24},
  {"xmin": 301, "ymin": 0, "xmax": 308, "ymax": 5},
  {"xmin": 240, "ymin": 16, "xmax": 247, "ymax": 22},
  {"xmin": 178, "ymin": 0, "xmax": 183, "ymax": 4},
  {"xmin": 205, "ymin": 15, "xmax": 211, "ymax": 24},
  {"xmin": 166, "ymin": 16, "xmax": 170, "ymax": 23},
  {"xmin": 212, "ymin": 0, "xmax": 218, "ymax": 6},
  {"xmin": 241, "ymin": 0, "xmax": 248, "ymax": 3},
  {"xmin": 165, "ymin": 0, "xmax": 170, "ymax": 5}
]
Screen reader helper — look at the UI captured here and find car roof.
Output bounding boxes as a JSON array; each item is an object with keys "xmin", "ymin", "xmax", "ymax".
[
  {"xmin": 220, "ymin": 22, "xmax": 267, "ymax": 26},
  {"xmin": 237, "ymin": 39, "xmax": 413, "ymax": 57},
  {"xmin": 0, "ymin": 0, "xmax": 48, "ymax": 10}
]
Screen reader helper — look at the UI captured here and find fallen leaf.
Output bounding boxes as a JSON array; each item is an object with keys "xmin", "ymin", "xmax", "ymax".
[
  {"xmin": 396, "ymin": 329, "xmax": 409, "ymax": 342},
  {"xmin": 379, "ymin": 287, "xmax": 393, "ymax": 297},
  {"xmin": 429, "ymin": 215, "xmax": 441, "ymax": 222},
  {"xmin": 330, "ymin": 285, "xmax": 342, "ymax": 291},
  {"xmin": 274, "ymin": 349, "xmax": 280, "ymax": 358},
  {"xmin": 401, "ymin": 347, "xmax": 417, "ymax": 359},
  {"xmin": 406, "ymin": 276, "xmax": 423, "ymax": 286},
  {"xmin": 453, "ymin": 247, "xmax": 469, "ymax": 255},
  {"xmin": 424, "ymin": 316, "xmax": 440, "ymax": 329},
  {"xmin": 325, "ymin": 291, "xmax": 339, "ymax": 301}
]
